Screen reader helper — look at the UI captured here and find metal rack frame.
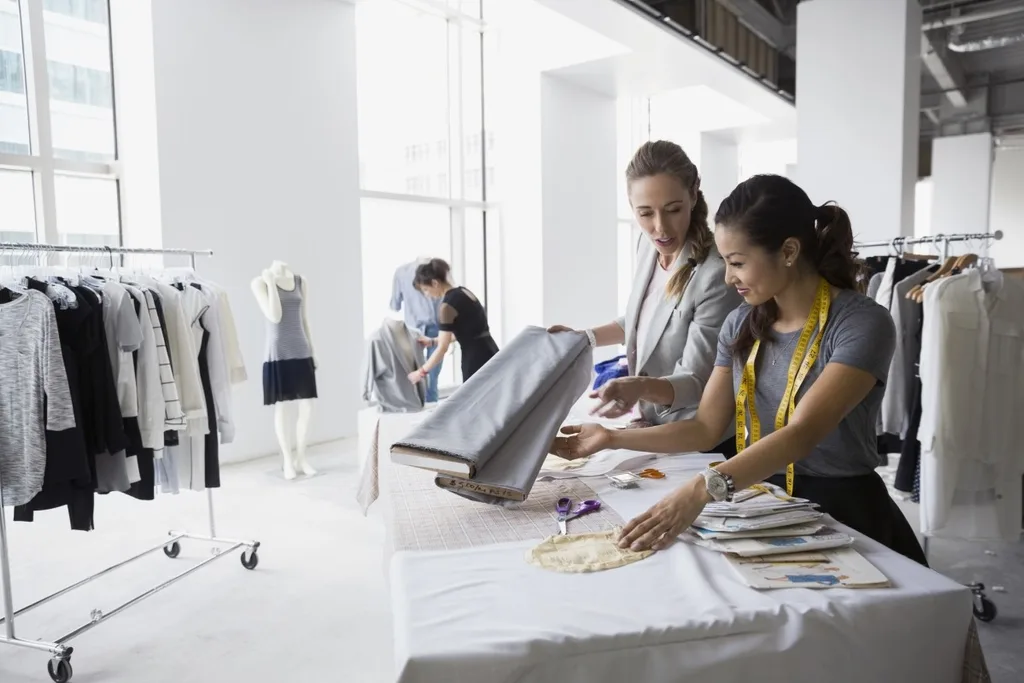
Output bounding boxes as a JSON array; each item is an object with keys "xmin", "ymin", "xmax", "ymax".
[
  {"xmin": 0, "ymin": 243, "xmax": 260, "ymax": 683},
  {"xmin": 854, "ymin": 230, "xmax": 1004, "ymax": 260}
]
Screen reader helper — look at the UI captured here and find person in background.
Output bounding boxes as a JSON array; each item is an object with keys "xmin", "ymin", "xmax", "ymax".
[
  {"xmin": 549, "ymin": 140, "xmax": 741, "ymax": 454},
  {"xmin": 552, "ymin": 175, "xmax": 926, "ymax": 565},
  {"xmin": 391, "ymin": 259, "xmax": 443, "ymax": 402},
  {"xmin": 409, "ymin": 259, "xmax": 498, "ymax": 385}
]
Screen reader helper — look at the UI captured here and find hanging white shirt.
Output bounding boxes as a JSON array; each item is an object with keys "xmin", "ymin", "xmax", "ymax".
[
  {"xmin": 635, "ymin": 261, "xmax": 673, "ymax": 367},
  {"xmin": 918, "ymin": 269, "xmax": 1024, "ymax": 542}
]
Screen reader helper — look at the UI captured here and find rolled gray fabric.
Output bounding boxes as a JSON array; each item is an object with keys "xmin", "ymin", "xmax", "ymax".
[
  {"xmin": 435, "ymin": 342, "xmax": 592, "ymax": 504},
  {"xmin": 390, "ymin": 326, "xmax": 591, "ymax": 489}
]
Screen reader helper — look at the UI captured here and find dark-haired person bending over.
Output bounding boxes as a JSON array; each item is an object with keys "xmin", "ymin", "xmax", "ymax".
[
  {"xmin": 552, "ymin": 174, "xmax": 926, "ymax": 564},
  {"xmin": 408, "ymin": 258, "xmax": 498, "ymax": 385}
]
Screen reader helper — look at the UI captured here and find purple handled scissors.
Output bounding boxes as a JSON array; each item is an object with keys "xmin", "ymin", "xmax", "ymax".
[{"xmin": 555, "ymin": 497, "xmax": 602, "ymax": 535}]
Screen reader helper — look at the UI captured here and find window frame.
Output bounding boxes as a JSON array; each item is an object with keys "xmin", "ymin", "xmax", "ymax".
[
  {"xmin": 0, "ymin": 0, "xmax": 121, "ymax": 248},
  {"xmin": 357, "ymin": 0, "xmax": 496, "ymax": 391}
]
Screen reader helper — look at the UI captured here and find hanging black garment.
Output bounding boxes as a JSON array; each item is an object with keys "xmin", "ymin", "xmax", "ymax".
[
  {"xmin": 861, "ymin": 256, "xmax": 890, "ymax": 277},
  {"xmin": 198, "ymin": 324, "xmax": 221, "ymax": 488},
  {"xmin": 71, "ymin": 285, "xmax": 129, "ymax": 457},
  {"xmin": 13, "ymin": 280, "xmax": 95, "ymax": 531},
  {"xmin": 894, "ymin": 303, "xmax": 926, "ymax": 494}
]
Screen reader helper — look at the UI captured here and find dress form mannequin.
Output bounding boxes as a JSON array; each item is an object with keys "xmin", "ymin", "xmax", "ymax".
[{"xmin": 251, "ymin": 261, "xmax": 318, "ymax": 480}]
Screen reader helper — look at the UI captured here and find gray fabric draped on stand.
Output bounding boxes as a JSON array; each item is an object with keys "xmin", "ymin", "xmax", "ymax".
[
  {"xmin": 390, "ymin": 326, "xmax": 592, "ymax": 504},
  {"xmin": 362, "ymin": 320, "xmax": 426, "ymax": 413}
]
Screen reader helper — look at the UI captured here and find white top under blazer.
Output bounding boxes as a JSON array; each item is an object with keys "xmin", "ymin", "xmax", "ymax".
[{"xmin": 615, "ymin": 236, "xmax": 742, "ymax": 427}]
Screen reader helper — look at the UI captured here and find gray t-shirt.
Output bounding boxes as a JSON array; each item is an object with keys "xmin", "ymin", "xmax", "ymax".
[{"xmin": 715, "ymin": 289, "xmax": 895, "ymax": 477}]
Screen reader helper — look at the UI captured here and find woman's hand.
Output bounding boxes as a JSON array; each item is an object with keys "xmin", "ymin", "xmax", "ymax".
[
  {"xmin": 549, "ymin": 424, "xmax": 612, "ymax": 460},
  {"xmin": 589, "ymin": 377, "xmax": 648, "ymax": 418},
  {"xmin": 407, "ymin": 369, "xmax": 426, "ymax": 384},
  {"xmin": 417, "ymin": 336, "xmax": 434, "ymax": 347},
  {"xmin": 618, "ymin": 476, "xmax": 710, "ymax": 551},
  {"xmin": 547, "ymin": 325, "xmax": 575, "ymax": 333}
]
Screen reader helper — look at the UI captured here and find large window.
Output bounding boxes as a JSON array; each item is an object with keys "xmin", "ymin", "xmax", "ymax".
[
  {"xmin": 357, "ymin": 0, "xmax": 497, "ymax": 389},
  {"xmin": 0, "ymin": 0, "xmax": 119, "ymax": 262}
]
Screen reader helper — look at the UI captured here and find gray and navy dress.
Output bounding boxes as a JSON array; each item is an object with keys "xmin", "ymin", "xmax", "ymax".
[{"xmin": 262, "ymin": 275, "xmax": 318, "ymax": 405}]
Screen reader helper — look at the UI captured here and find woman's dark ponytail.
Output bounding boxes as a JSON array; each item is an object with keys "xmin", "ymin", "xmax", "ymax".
[{"xmin": 814, "ymin": 203, "xmax": 863, "ymax": 290}]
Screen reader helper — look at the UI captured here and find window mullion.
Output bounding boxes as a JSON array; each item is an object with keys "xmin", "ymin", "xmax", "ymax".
[{"xmin": 19, "ymin": 0, "xmax": 58, "ymax": 245}]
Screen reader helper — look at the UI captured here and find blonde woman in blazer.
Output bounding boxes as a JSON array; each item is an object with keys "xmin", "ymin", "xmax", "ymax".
[{"xmin": 550, "ymin": 140, "xmax": 741, "ymax": 453}]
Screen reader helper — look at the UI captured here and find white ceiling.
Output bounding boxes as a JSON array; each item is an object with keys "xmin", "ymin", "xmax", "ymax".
[{"xmin": 528, "ymin": 0, "xmax": 797, "ymax": 142}]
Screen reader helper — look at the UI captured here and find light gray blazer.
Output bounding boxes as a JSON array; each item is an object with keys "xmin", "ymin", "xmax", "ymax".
[
  {"xmin": 362, "ymin": 321, "xmax": 426, "ymax": 413},
  {"xmin": 615, "ymin": 237, "xmax": 742, "ymax": 427}
]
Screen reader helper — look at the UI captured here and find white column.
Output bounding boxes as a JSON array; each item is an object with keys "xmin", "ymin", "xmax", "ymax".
[
  {"xmin": 698, "ymin": 133, "xmax": 739, "ymax": 220},
  {"xmin": 930, "ymin": 133, "xmax": 993, "ymax": 243},
  {"xmin": 144, "ymin": 0, "xmax": 364, "ymax": 461},
  {"xmin": 494, "ymin": 66, "xmax": 618, "ymax": 353},
  {"xmin": 796, "ymin": 0, "xmax": 921, "ymax": 241},
  {"xmin": 989, "ymin": 147, "xmax": 1024, "ymax": 267},
  {"xmin": 540, "ymin": 75, "xmax": 618, "ymax": 339}
]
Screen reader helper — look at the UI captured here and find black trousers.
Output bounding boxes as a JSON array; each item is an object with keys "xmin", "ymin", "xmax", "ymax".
[{"xmin": 766, "ymin": 471, "xmax": 928, "ymax": 566}]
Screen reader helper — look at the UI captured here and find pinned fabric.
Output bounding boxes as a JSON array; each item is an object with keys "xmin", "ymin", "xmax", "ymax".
[{"xmin": 526, "ymin": 528, "xmax": 654, "ymax": 573}]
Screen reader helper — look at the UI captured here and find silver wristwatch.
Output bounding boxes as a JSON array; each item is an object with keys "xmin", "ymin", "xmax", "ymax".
[
  {"xmin": 700, "ymin": 467, "xmax": 735, "ymax": 502},
  {"xmin": 584, "ymin": 329, "xmax": 597, "ymax": 347}
]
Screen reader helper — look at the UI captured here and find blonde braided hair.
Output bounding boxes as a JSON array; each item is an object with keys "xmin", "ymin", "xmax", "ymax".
[{"xmin": 626, "ymin": 140, "xmax": 713, "ymax": 300}]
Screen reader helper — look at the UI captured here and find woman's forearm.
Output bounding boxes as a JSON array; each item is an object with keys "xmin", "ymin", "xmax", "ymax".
[
  {"xmin": 592, "ymin": 321, "xmax": 626, "ymax": 347},
  {"xmin": 422, "ymin": 340, "xmax": 450, "ymax": 373},
  {"xmin": 714, "ymin": 424, "xmax": 817, "ymax": 490},
  {"xmin": 636, "ymin": 377, "xmax": 675, "ymax": 406},
  {"xmin": 607, "ymin": 418, "xmax": 717, "ymax": 454}
]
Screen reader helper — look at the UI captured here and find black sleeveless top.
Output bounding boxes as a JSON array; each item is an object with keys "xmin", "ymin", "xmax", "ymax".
[{"xmin": 438, "ymin": 287, "xmax": 497, "ymax": 380}]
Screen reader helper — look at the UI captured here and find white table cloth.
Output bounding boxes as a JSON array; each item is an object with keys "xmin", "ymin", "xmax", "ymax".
[
  {"xmin": 390, "ymin": 457, "xmax": 974, "ymax": 683},
  {"xmin": 356, "ymin": 403, "xmax": 979, "ymax": 683}
]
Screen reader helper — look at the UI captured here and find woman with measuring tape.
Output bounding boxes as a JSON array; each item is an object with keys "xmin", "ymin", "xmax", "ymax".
[{"xmin": 552, "ymin": 174, "xmax": 926, "ymax": 563}]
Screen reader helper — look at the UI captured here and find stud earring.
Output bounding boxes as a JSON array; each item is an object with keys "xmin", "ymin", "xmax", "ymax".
[{"xmin": 786, "ymin": 262, "xmax": 792, "ymax": 267}]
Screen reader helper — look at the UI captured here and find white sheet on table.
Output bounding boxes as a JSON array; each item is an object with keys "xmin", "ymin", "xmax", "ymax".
[
  {"xmin": 392, "ymin": 455, "xmax": 972, "ymax": 683},
  {"xmin": 537, "ymin": 449, "xmax": 658, "ymax": 480}
]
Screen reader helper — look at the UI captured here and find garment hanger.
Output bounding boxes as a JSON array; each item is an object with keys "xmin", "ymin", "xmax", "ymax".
[{"xmin": 908, "ymin": 236, "xmax": 958, "ymax": 302}]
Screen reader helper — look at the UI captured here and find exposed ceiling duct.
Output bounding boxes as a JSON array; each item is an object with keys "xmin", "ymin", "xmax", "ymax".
[
  {"xmin": 922, "ymin": 5, "xmax": 1024, "ymax": 31},
  {"xmin": 949, "ymin": 31, "xmax": 1024, "ymax": 53}
]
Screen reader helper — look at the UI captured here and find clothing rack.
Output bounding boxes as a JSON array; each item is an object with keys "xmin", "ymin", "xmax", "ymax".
[
  {"xmin": 0, "ymin": 243, "xmax": 259, "ymax": 683},
  {"xmin": 855, "ymin": 233, "xmax": 1006, "ymax": 623},
  {"xmin": 854, "ymin": 230, "xmax": 1004, "ymax": 260}
]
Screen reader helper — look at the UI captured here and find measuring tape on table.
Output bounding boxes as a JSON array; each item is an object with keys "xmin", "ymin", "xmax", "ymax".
[{"xmin": 734, "ymin": 278, "xmax": 831, "ymax": 496}]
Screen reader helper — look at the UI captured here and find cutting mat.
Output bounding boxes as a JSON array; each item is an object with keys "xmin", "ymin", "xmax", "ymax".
[{"xmin": 388, "ymin": 461, "xmax": 624, "ymax": 552}]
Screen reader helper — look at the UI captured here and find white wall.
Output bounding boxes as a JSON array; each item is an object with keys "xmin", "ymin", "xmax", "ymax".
[
  {"xmin": 149, "ymin": 0, "xmax": 364, "ymax": 461},
  {"xmin": 796, "ymin": 0, "xmax": 920, "ymax": 241},
  {"xmin": 929, "ymin": 133, "xmax": 993, "ymax": 243},
  {"xmin": 540, "ymin": 75, "xmax": 618, "ymax": 337},
  {"xmin": 990, "ymin": 146, "xmax": 1024, "ymax": 268}
]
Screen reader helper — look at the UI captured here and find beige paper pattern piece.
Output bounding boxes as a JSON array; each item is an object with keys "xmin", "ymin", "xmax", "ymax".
[{"xmin": 526, "ymin": 528, "xmax": 654, "ymax": 573}]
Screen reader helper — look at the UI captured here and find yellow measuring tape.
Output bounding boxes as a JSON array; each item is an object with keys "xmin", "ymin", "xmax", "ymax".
[{"xmin": 735, "ymin": 278, "xmax": 831, "ymax": 495}]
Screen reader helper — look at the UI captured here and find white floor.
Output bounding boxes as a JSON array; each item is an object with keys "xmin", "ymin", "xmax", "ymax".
[{"xmin": 0, "ymin": 439, "xmax": 395, "ymax": 683}]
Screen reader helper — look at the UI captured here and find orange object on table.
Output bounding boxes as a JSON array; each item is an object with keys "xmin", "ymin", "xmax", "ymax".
[{"xmin": 637, "ymin": 468, "xmax": 665, "ymax": 479}]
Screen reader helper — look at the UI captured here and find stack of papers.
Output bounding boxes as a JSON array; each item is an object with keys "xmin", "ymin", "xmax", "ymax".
[{"xmin": 689, "ymin": 482, "xmax": 888, "ymax": 589}]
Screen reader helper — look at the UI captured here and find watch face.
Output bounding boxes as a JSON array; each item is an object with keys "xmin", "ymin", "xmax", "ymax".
[{"xmin": 708, "ymin": 477, "xmax": 727, "ymax": 498}]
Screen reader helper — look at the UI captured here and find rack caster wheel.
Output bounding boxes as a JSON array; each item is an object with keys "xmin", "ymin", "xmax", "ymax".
[
  {"xmin": 241, "ymin": 550, "xmax": 259, "ymax": 570},
  {"xmin": 47, "ymin": 658, "xmax": 73, "ymax": 683},
  {"xmin": 163, "ymin": 542, "xmax": 181, "ymax": 559},
  {"xmin": 974, "ymin": 596, "xmax": 998, "ymax": 622}
]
